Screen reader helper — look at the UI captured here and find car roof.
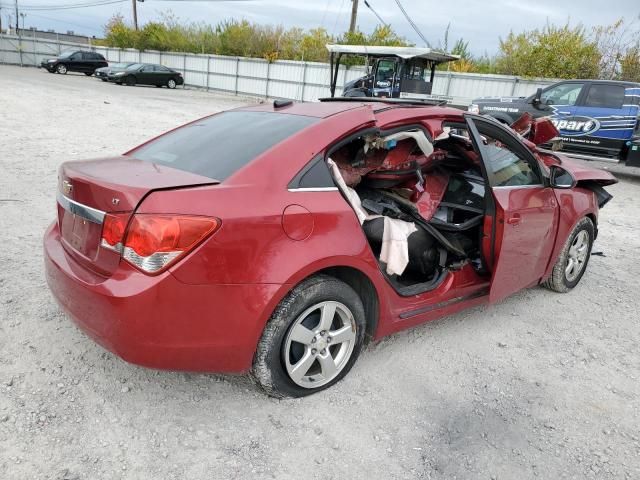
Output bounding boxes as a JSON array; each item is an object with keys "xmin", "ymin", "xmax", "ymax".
[
  {"xmin": 557, "ymin": 79, "xmax": 640, "ymax": 87},
  {"xmin": 240, "ymin": 101, "xmax": 377, "ymax": 118},
  {"xmin": 239, "ymin": 100, "xmax": 466, "ymax": 121}
]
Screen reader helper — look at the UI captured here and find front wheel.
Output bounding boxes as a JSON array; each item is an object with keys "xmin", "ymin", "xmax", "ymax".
[
  {"xmin": 167, "ymin": 78, "xmax": 177, "ymax": 89},
  {"xmin": 253, "ymin": 275, "xmax": 366, "ymax": 397},
  {"xmin": 542, "ymin": 217, "xmax": 594, "ymax": 293},
  {"xmin": 125, "ymin": 76, "xmax": 136, "ymax": 86},
  {"xmin": 56, "ymin": 64, "xmax": 67, "ymax": 74}
]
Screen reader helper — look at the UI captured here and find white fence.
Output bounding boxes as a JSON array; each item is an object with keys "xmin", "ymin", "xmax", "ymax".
[{"xmin": 0, "ymin": 33, "xmax": 556, "ymax": 105}]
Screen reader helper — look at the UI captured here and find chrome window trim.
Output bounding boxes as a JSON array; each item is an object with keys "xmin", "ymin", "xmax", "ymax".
[
  {"xmin": 492, "ymin": 184, "xmax": 546, "ymax": 190},
  {"xmin": 287, "ymin": 187, "xmax": 339, "ymax": 193},
  {"xmin": 57, "ymin": 192, "xmax": 106, "ymax": 225}
]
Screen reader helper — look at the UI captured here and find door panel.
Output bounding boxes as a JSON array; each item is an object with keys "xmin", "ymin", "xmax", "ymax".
[
  {"xmin": 490, "ymin": 187, "xmax": 558, "ymax": 302},
  {"xmin": 464, "ymin": 115, "xmax": 559, "ymax": 303}
]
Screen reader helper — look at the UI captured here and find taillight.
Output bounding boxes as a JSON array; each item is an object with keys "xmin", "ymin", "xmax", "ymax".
[
  {"xmin": 100, "ymin": 214, "xmax": 220, "ymax": 274},
  {"xmin": 122, "ymin": 214, "xmax": 219, "ymax": 274},
  {"xmin": 100, "ymin": 213, "xmax": 129, "ymax": 253}
]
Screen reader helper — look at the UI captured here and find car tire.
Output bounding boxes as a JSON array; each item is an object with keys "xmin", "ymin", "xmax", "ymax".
[
  {"xmin": 101, "ymin": 79, "xmax": 108, "ymax": 82},
  {"xmin": 56, "ymin": 64, "xmax": 67, "ymax": 74},
  {"xmin": 253, "ymin": 274, "xmax": 366, "ymax": 398},
  {"xmin": 167, "ymin": 79, "xmax": 177, "ymax": 89},
  {"xmin": 126, "ymin": 76, "xmax": 136, "ymax": 86},
  {"xmin": 84, "ymin": 72, "xmax": 93, "ymax": 77},
  {"xmin": 542, "ymin": 217, "xmax": 595, "ymax": 293}
]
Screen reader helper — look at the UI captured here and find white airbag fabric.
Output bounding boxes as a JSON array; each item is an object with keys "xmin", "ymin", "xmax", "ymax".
[{"xmin": 328, "ymin": 159, "xmax": 417, "ymax": 276}]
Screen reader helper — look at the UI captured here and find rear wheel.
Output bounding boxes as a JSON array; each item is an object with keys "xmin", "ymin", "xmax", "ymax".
[
  {"xmin": 253, "ymin": 275, "xmax": 366, "ymax": 397},
  {"xmin": 56, "ymin": 64, "xmax": 67, "ymax": 74},
  {"xmin": 126, "ymin": 76, "xmax": 136, "ymax": 86},
  {"xmin": 543, "ymin": 217, "xmax": 594, "ymax": 293},
  {"xmin": 167, "ymin": 78, "xmax": 177, "ymax": 89}
]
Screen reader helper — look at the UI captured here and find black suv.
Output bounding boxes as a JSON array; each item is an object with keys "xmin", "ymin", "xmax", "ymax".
[
  {"xmin": 41, "ymin": 50, "xmax": 108, "ymax": 76},
  {"xmin": 469, "ymin": 80, "xmax": 640, "ymax": 159}
]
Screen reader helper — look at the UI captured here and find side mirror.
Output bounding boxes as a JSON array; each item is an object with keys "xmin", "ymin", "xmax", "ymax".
[
  {"xmin": 549, "ymin": 165, "xmax": 576, "ymax": 189},
  {"xmin": 532, "ymin": 88, "xmax": 543, "ymax": 107}
]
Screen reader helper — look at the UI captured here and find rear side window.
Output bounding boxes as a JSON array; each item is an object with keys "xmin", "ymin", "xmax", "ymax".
[
  {"xmin": 584, "ymin": 84, "xmax": 625, "ymax": 108},
  {"xmin": 130, "ymin": 111, "xmax": 318, "ymax": 181}
]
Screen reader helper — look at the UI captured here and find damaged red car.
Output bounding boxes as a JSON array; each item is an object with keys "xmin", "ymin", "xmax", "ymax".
[{"xmin": 44, "ymin": 99, "xmax": 617, "ymax": 397}]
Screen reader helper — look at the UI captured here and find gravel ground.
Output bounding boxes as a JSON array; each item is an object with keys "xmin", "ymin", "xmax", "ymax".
[{"xmin": 1, "ymin": 65, "xmax": 639, "ymax": 480}]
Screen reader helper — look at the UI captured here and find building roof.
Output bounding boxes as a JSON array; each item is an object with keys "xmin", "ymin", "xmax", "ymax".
[{"xmin": 326, "ymin": 44, "xmax": 459, "ymax": 63}]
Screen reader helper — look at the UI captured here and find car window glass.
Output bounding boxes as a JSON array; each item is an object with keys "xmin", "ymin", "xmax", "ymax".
[
  {"xmin": 375, "ymin": 60, "xmax": 396, "ymax": 85},
  {"xmin": 541, "ymin": 83, "xmax": 584, "ymax": 106},
  {"xmin": 403, "ymin": 64, "xmax": 426, "ymax": 81},
  {"xmin": 474, "ymin": 127, "xmax": 541, "ymax": 187},
  {"xmin": 130, "ymin": 111, "xmax": 318, "ymax": 181},
  {"xmin": 584, "ymin": 84, "xmax": 625, "ymax": 108}
]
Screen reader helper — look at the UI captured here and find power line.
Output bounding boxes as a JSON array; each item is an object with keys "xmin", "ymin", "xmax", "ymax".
[
  {"xmin": 1, "ymin": 0, "xmax": 127, "ymax": 11},
  {"xmin": 363, "ymin": 0, "xmax": 385, "ymax": 26},
  {"xmin": 392, "ymin": 0, "xmax": 430, "ymax": 46}
]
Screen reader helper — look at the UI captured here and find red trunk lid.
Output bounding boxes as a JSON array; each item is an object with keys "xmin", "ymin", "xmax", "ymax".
[{"xmin": 57, "ymin": 156, "xmax": 217, "ymax": 276}]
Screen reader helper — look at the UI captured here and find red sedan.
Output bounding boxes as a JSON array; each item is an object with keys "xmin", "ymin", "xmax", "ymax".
[{"xmin": 44, "ymin": 99, "xmax": 617, "ymax": 397}]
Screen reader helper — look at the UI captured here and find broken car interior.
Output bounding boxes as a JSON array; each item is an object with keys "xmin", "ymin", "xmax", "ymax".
[{"xmin": 327, "ymin": 115, "xmax": 549, "ymax": 296}]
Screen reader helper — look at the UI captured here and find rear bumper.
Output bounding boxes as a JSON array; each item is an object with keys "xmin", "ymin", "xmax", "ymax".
[{"xmin": 44, "ymin": 221, "xmax": 281, "ymax": 373}]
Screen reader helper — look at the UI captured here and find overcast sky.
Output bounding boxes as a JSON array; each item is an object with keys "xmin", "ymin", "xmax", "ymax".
[{"xmin": 7, "ymin": 0, "xmax": 638, "ymax": 55}]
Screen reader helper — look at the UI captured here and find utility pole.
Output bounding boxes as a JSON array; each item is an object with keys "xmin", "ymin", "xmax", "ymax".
[
  {"xmin": 132, "ymin": 0, "xmax": 138, "ymax": 30},
  {"xmin": 349, "ymin": 0, "xmax": 358, "ymax": 33}
]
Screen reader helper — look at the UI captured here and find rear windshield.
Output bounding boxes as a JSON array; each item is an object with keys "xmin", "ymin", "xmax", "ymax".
[{"xmin": 130, "ymin": 111, "xmax": 318, "ymax": 180}]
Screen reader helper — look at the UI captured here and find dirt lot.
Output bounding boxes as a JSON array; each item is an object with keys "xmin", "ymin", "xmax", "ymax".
[{"xmin": 1, "ymin": 65, "xmax": 639, "ymax": 480}]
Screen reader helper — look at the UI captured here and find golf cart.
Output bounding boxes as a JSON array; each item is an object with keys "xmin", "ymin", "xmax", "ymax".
[{"xmin": 326, "ymin": 44, "xmax": 459, "ymax": 102}]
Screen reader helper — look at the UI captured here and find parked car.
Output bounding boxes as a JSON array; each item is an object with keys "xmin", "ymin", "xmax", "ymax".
[
  {"xmin": 469, "ymin": 79, "xmax": 640, "ymax": 162},
  {"xmin": 95, "ymin": 62, "xmax": 134, "ymax": 82},
  {"xmin": 41, "ymin": 50, "xmax": 108, "ymax": 75},
  {"xmin": 44, "ymin": 99, "xmax": 617, "ymax": 397},
  {"xmin": 107, "ymin": 63, "xmax": 184, "ymax": 88}
]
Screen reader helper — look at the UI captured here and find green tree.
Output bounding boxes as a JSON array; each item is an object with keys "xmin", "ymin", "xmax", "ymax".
[{"xmin": 495, "ymin": 23, "xmax": 601, "ymax": 79}]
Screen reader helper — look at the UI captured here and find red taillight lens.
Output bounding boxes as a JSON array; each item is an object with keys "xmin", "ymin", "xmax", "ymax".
[
  {"xmin": 121, "ymin": 215, "xmax": 220, "ymax": 274},
  {"xmin": 100, "ymin": 213, "xmax": 129, "ymax": 253}
]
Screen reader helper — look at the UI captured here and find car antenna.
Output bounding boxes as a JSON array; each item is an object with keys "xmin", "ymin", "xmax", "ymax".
[{"xmin": 273, "ymin": 99, "xmax": 293, "ymax": 108}]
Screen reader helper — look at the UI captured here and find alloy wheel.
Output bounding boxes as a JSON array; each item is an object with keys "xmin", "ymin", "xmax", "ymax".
[
  {"xmin": 283, "ymin": 301, "xmax": 357, "ymax": 389},
  {"xmin": 57, "ymin": 64, "xmax": 67, "ymax": 74},
  {"xmin": 167, "ymin": 79, "xmax": 176, "ymax": 89},
  {"xmin": 565, "ymin": 230, "xmax": 589, "ymax": 282}
]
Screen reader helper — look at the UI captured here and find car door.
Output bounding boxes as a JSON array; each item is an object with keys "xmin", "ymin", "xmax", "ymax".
[
  {"xmin": 572, "ymin": 83, "xmax": 635, "ymax": 155},
  {"xmin": 465, "ymin": 115, "xmax": 559, "ymax": 303},
  {"xmin": 372, "ymin": 58, "xmax": 398, "ymax": 98},
  {"xmin": 137, "ymin": 65, "xmax": 154, "ymax": 85},
  {"xmin": 67, "ymin": 52, "xmax": 83, "ymax": 72},
  {"xmin": 154, "ymin": 65, "xmax": 171, "ymax": 85},
  {"xmin": 538, "ymin": 82, "xmax": 586, "ymax": 135}
]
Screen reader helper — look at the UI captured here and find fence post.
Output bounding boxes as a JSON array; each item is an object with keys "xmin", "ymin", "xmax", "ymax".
[
  {"xmin": 56, "ymin": 34, "xmax": 60, "ymax": 54},
  {"xmin": 138, "ymin": 49, "xmax": 142, "ymax": 63},
  {"xmin": 18, "ymin": 29, "xmax": 23, "ymax": 67},
  {"xmin": 183, "ymin": 53, "xmax": 186, "ymax": 87},
  {"xmin": 118, "ymin": 48, "xmax": 121, "ymax": 62},
  {"xmin": 206, "ymin": 55, "xmax": 210, "ymax": 91},
  {"xmin": 234, "ymin": 57, "xmax": 239, "ymax": 95},
  {"xmin": 300, "ymin": 62, "xmax": 307, "ymax": 101},
  {"xmin": 32, "ymin": 30, "xmax": 36, "ymax": 66},
  {"xmin": 511, "ymin": 77, "xmax": 519, "ymax": 96},
  {"xmin": 265, "ymin": 60, "xmax": 270, "ymax": 98},
  {"xmin": 159, "ymin": 51, "xmax": 162, "ymax": 66}
]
